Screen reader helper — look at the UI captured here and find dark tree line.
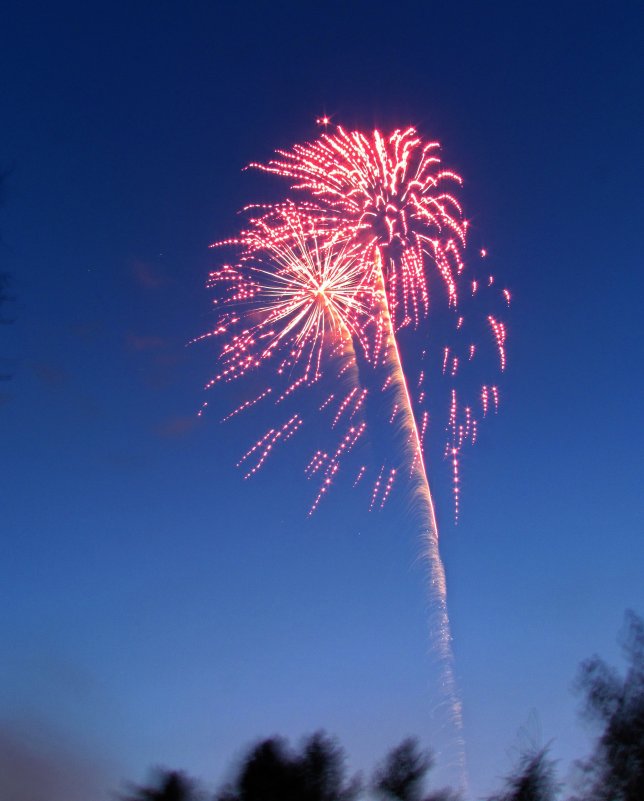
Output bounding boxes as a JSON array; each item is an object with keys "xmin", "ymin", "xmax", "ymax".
[
  {"xmin": 123, "ymin": 612, "xmax": 644, "ymax": 801},
  {"xmin": 487, "ymin": 750, "xmax": 557, "ymax": 801},
  {"xmin": 215, "ymin": 732, "xmax": 360, "ymax": 801},
  {"xmin": 123, "ymin": 736, "xmax": 448, "ymax": 801},
  {"xmin": 571, "ymin": 610, "xmax": 644, "ymax": 801}
]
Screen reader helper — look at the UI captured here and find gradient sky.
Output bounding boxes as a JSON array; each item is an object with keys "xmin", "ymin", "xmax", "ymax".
[{"xmin": 1, "ymin": 3, "xmax": 643, "ymax": 799}]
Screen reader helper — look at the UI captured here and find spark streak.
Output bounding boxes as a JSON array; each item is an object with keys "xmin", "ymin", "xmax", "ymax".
[{"xmin": 374, "ymin": 254, "xmax": 465, "ymax": 773}]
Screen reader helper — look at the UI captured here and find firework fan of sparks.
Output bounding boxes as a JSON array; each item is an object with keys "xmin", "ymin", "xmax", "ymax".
[
  {"xmin": 239, "ymin": 125, "xmax": 510, "ymax": 521},
  {"xmin": 195, "ymin": 203, "xmax": 377, "ymax": 497},
  {"xmin": 200, "ymin": 123, "xmax": 510, "ymax": 791},
  {"xmin": 248, "ymin": 126, "xmax": 468, "ymax": 329},
  {"xmin": 209, "ymin": 204, "xmax": 374, "ymax": 378}
]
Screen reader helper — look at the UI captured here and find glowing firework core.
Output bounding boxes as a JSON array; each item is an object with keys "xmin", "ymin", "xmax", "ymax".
[{"xmin": 250, "ymin": 127, "xmax": 468, "ymax": 330}]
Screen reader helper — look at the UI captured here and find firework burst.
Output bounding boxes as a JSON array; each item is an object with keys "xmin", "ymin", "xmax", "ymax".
[
  {"xmin": 247, "ymin": 126, "xmax": 509, "ymax": 521},
  {"xmin": 198, "ymin": 203, "xmax": 374, "ymax": 492},
  {"xmin": 249, "ymin": 126, "xmax": 467, "ymax": 328},
  {"xmin": 201, "ymin": 123, "xmax": 510, "ymax": 790},
  {"xmin": 207, "ymin": 203, "xmax": 372, "ymax": 377}
]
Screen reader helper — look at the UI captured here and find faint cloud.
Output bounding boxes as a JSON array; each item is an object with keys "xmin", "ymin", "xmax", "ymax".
[
  {"xmin": 31, "ymin": 362, "xmax": 69, "ymax": 388},
  {"xmin": 131, "ymin": 259, "xmax": 171, "ymax": 290},
  {"xmin": 126, "ymin": 333, "xmax": 167, "ymax": 351},
  {"xmin": 28, "ymin": 361, "xmax": 101, "ymax": 416},
  {"xmin": 69, "ymin": 321, "xmax": 104, "ymax": 343},
  {"xmin": 0, "ymin": 721, "xmax": 106, "ymax": 801},
  {"xmin": 0, "ymin": 356, "xmax": 15, "ymax": 381},
  {"xmin": 102, "ymin": 447, "xmax": 152, "ymax": 470},
  {"xmin": 76, "ymin": 393, "xmax": 102, "ymax": 418},
  {"xmin": 126, "ymin": 334, "xmax": 188, "ymax": 389},
  {"xmin": 131, "ymin": 335, "xmax": 188, "ymax": 389},
  {"xmin": 155, "ymin": 414, "xmax": 199, "ymax": 438}
]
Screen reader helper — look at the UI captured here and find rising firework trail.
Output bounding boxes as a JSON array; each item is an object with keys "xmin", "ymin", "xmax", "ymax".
[
  {"xmin": 373, "ymin": 248, "xmax": 466, "ymax": 773},
  {"xmin": 201, "ymin": 123, "xmax": 509, "ymax": 790}
]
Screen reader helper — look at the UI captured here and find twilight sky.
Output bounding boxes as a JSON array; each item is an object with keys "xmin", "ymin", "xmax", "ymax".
[{"xmin": 1, "ymin": 2, "xmax": 643, "ymax": 799}]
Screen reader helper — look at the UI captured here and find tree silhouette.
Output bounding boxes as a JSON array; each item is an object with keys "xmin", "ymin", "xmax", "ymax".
[
  {"xmin": 216, "ymin": 732, "xmax": 360, "ymax": 801},
  {"xmin": 373, "ymin": 738, "xmax": 432, "ymax": 801},
  {"xmin": 122, "ymin": 769, "xmax": 200, "ymax": 801},
  {"xmin": 573, "ymin": 610, "xmax": 644, "ymax": 801},
  {"xmin": 299, "ymin": 732, "xmax": 361, "ymax": 801},
  {"xmin": 486, "ymin": 748, "xmax": 558, "ymax": 801}
]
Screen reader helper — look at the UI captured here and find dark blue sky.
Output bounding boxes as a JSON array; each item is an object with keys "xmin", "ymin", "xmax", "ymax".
[{"xmin": 1, "ymin": 3, "xmax": 643, "ymax": 799}]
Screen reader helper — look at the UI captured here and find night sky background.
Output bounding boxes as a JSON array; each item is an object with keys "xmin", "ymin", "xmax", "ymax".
[{"xmin": 1, "ymin": 2, "xmax": 643, "ymax": 799}]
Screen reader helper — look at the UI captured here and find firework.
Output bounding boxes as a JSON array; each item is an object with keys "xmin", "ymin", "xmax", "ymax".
[
  {"xmin": 202, "ymin": 124, "xmax": 509, "ymax": 790},
  {"xmin": 249, "ymin": 126, "xmax": 467, "ymax": 328},
  {"xmin": 206, "ymin": 203, "xmax": 372, "ymax": 380},
  {"xmin": 248, "ymin": 126, "xmax": 509, "ymax": 514},
  {"xmin": 198, "ymin": 203, "xmax": 375, "ymax": 495}
]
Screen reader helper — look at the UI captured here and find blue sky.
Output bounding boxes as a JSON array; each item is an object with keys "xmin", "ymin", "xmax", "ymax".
[{"xmin": 1, "ymin": 3, "xmax": 643, "ymax": 799}]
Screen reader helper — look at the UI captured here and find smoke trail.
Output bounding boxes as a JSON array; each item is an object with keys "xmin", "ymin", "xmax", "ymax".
[{"xmin": 376, "ymin": 254, "xmax": 467, "ymax": 792}]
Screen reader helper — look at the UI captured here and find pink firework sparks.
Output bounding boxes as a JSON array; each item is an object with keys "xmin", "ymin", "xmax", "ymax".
[
  {"xmin": 202, "ymin": 125, "xmax": 509, "ymax": 545},
  {"xmin": 246, "ymin": 126, "xmax": 509, "ymax": 521},
  {"xmin": 353, "ymin": 465, "xmax": 367, "ymax": 486},
  {"xmin": 202, "ymin": 124, "xmax": 510, "ymax": 789},
  {"xmin": 249, "ymin": 126, "xmax": 467, "ymax": 328},
  {"xmin": 201, "ymin": 202, "xmax": 378, "ymax": 510}
]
